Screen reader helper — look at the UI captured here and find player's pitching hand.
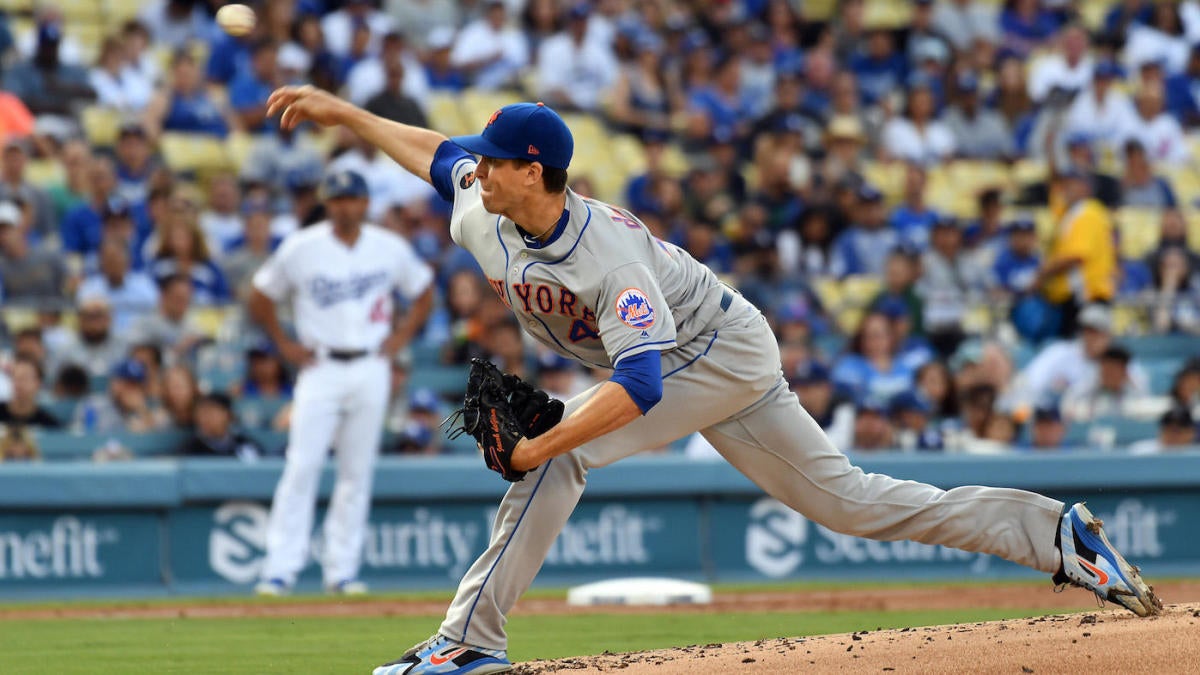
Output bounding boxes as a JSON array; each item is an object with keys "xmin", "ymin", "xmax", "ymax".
[{"xmin": 267, "ymin": 85, "xmax": 350, "ymax": 131}]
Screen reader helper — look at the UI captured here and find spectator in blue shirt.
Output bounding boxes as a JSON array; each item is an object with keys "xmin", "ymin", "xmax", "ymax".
[
  {"xmin": 61, "ymin": 156, "xmax": 119, "ymax": 259},
  {"xmin": 1165, "ymin": 45, "xmax": 1200, "ymax": 127},
  {"xmin": 849, "ymin": 29, "xmax": 907, "ymax": 105},
  {"xmin": 685, "ymin": 55, "xmax": 756, "ymax": 148},
  {"xmin": 1000, "ymin": 0, "xmax": 1061, "ymax": 58},
  {"xmin": 76, "ymin": 237, "xmax": 159, "ymax": 332},
  {"xmin": 991, "ymin": 217, "xmax": 1042, "ymax": 295},
  {"xmin": 830, "ymin": 184, "xmax": 899, "ymax": 278},
  {"xmin": 205, "ymin": 30, "xmax": 252, "ymax": 85},
  {"xmin": 1103, "ymin": 0, "xmax": 1153, "ymax": 40},
  {"xmin": 113, "ymin": 123, "xmax": 158, "ymax": 205},
  {"xmin": 150, "ymin": 216, "xmax": 230, "ymax": 305},
  {"xmin": 833, "ymin": 310, "xmax": 919, "ymax": 402},
  {"xmin": 229, "ymin": 39, "xmax": 280, "ymax": 134},
  {"xmin": 1121, "ymin": 139, "xmax": 1178, "ymax": 209},
  {"xmin": 888, "ymin": 163, "xmax": 940, "ymax": 249},
  {"xmin": 423, "ymin": 27, "xmax": 467, "ymax": 92},
  {"xmin": 890, "ymin": 390, "xmax": 944, "ymax": 451},
  {"xmin": 145, "ymin": 50, "xmax": 233, "ymax": 138}
]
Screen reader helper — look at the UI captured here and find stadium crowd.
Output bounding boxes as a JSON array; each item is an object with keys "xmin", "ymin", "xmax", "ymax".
[{"xmin": 0, "ymin": 0, "xmax": 1198, "ymax": 463}]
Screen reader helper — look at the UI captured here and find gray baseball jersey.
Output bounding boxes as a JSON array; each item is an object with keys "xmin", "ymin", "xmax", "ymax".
[
  {"xmin": 432, "ymin": 146, "xmax": 1066, "ymax": 651},
  {"xmin": 446, "ymin": 154, "xmax": 726, "ymax": 369}
]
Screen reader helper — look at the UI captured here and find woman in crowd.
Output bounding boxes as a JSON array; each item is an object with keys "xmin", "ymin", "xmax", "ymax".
[
  {"xmin": 832, "ymin": 310, "xmax": 918, "ymax": 402},
  {"xmin": 150, "ymin": 214, "xmax": 230, "ymax": 305},
  {"xmin": 143, "ymin": 50, "xmax": 235, "ymax": 138}
]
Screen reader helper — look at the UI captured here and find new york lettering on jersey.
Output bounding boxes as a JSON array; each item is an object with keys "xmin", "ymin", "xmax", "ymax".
[{"xmin": 437, "ymin": 145, "xmax": 724, "ymax": 369}]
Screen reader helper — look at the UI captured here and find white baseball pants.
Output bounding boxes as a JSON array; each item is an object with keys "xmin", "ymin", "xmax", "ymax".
[
  {"xmin": 439, "ymin": 296, "xmax": 1065, "ymax": 650},
  {"xmin": 260, "ymin": 355, "xmax": 389, "ymax": 586}
]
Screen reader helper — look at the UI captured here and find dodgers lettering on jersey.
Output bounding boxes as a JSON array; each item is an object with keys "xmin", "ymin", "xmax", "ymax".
[
  {"xmin": 253, "ymin": 223, "xmax": 433, "ymax": 351},
  {"xmin": 440, "ymin": 147, "xmax": 726, "ymax": 369}
]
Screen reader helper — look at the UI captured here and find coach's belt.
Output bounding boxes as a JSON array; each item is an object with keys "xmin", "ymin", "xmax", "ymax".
[{"xmin": 327, "ymin": 349, "xmax": 369, "ymax": 361}]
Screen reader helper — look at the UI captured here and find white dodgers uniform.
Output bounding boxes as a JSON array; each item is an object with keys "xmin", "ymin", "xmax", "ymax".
[
  {"xmin": 430, "ymin": 147, "xmax": 1065, "ymax": 650},
  {"xmin": 253, "ymin": 222, "xmax": 433, "ymax": 587}
]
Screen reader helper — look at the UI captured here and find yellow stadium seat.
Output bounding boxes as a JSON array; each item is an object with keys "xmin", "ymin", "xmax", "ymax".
[
  {"xmin": 1163, "ymin": 166, "xmax": 1200, "ymax": 206},
  {"xmin": 1078, "ymin": 1, "xmax": 1109, "ymax": 32},
  {"xmin": 1011, "ymin": 157, "xmax": 1049, "ymax": 187},
  {"xmin": 659, "ymin": 142, "xmax": 690, "ymax": 179},
  {"xmin": 812, "ymin": 278, "xmax": 843, "ymax": 311},
  {"xmin": 159, "ymin": 133, "xmax": 232, "ymax": 174},
  {"xmin": 1187, "ymin": 212, "xmax": 1200, "ymax": 252},
  {"xmin": 191, "ymin": 307, "xmax": 229, "ymax": 338},
  {"xmin": 224, "ymin": 132, "xmax": 255, "ymax": 169},
  {"xmin": 1112, "ymin": 305, "xmax": 1146, "ymax": 335},
  {"xmin": 1, "ymin": 307, "xmax": 39, "ymax": 332},
  {"xmin": 840, "ymin": 275, "xmax": 883, "ymax": 307},
  {"xmin": 860, "ymin": 161, "xmax": 905, "ymax": 203},
  {"xmin": 62, "ymin": 0, "xmax": 103, "ymax": 23},
  {"xmin": 24, "ymin": 159, "xmax": 63, "ymax": 187},
  {"xmin": 0, "ymin": 0, "xmax": 34, "ymax": 13},
  {"xmin": 426, "ymin": 92, "xmax": 470, "ymax": 137},
  {"xmin": 105, "ymin": 0, "xmax": 144, "ymax": 26},
  {"xmin": 81, "ymin": 106, "xmax": 122, "ymax": 147},
  {"xmin": 610, "ymin": 134, "xmax": 647, "ymax": 176},
  {"xmin": 1114, "ymin": 207, "xmax": 1162, "ymax": 259},
  {"xmin": 459, "ymin": 89, "xmax": 522, "ymax": 128},
  {"xmin": 835, "ymin": 307, "xmax": 865, "ymax": 336}
]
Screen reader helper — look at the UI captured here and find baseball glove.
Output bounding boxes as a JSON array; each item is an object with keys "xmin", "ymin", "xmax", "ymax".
[{"xmin": 443, "ymin": 358, "xmax": 564, "ymax": 481}]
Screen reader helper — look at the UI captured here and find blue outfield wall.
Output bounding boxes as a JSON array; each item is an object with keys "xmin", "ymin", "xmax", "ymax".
[{"xmin": 0, "ymin": 452, "xmax": 1199, "ymax": 597}]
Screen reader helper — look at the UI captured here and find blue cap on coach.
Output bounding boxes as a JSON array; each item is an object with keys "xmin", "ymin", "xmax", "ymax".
[
  {"xmin": 451, "ymin": 102, "xmax": 574, "ymax": 170},
  {"xmin": 321, "ymin": 170, "xmax": 369, "ymax": 200}
]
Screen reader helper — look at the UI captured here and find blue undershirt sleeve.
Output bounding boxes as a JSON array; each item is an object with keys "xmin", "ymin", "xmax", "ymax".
[
  {"xmin": 429, "ymin": 141, "xmax": 474, "ymax": 203},
  {"xmin": 609, "ymin": 349, "xmax": 664, "ymax": 415}
]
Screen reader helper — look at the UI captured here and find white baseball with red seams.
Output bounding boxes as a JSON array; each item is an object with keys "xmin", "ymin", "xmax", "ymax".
[{"xmin": 215, "ymin": 4, "xmax": 256, "ymax": 37}]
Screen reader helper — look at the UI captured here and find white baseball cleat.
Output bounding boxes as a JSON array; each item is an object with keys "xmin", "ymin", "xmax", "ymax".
[
  {"xmin": 254, "ymin": 578, "xmax": 291, "ymax": 597},
  {"xmin": 326, "ymin": 579, "xmax": 369, "ymax": 596},
  {"xmin": 1055, "ymin": 502, "xmax": 1163, "ymax": 616},
  {"xmin": 372, "ymin": 634, "xmax": 512, "ymax": 675}
]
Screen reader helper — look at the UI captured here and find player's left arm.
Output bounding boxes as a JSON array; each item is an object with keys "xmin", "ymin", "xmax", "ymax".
[
  {"xmin": 380, "ymin": 285, "xmax": 434, "ymax": 358},
  {"xmin": 512, "ymin": 262, "xmax": 674, "ymax": 471}
]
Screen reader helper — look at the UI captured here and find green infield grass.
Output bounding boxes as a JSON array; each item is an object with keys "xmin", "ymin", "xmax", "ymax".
[{"xmin": 0, "ymin": 606, "xmax": 1071, "ymax": 674}]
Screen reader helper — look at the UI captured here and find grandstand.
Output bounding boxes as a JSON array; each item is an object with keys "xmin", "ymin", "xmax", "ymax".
[{"xmin": 0, "ymin": 0, "xmax": 1195, "ymax": 475}]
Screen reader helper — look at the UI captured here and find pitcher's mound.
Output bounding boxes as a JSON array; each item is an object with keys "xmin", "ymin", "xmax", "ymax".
[{"xmin": 514, "ymin": 604, "xmax": 1199, "ymax": 674}]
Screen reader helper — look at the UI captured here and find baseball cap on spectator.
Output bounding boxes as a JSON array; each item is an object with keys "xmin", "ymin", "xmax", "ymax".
[
  {"xmin": 246, "ymin": 338, "xmax": 277, "ymax": 358},
  {"xmin": 320, "ymin": 170, "xmax": 369, "ymax": 200},
  {"xmin": 912, "ymin": 40, "xmax": 949, "ymax": 65},
  {"xmin": 633, "ymin": 32, "xmax": 664, "ymax": 55},
  {"xmin": 101, "ymin": 198, "xmax": 132, "ymax": 221},
  {"xmin": 451, "ymin": 102, "xmax": 574, "ymax": 170},
  {"xmin": 241, "ymin": 196, "xmax": 273, "ymax": 216},
  {"xmin": 427, "ymin": 26, "xmax": 455, "ymax": 51},
  {"xmin": 857, "ymin": 395, "xmax": 889, "ymax": 415},
  {"xmin": 825, "ymin": 116, "xmax": 866, "ymax": 144},
  {"xmin": 198, "ymin": 391, "xmax": 234, "ymax": 412},
  {"xmin": 1100, "ymin": 345, "xmax": 1132, "ymax": 364},
  {"xmin": 1094, "ymin": 60, "xmax": 1121, "ymax": 80},
  {"xmin": 906, "ymin": 72, "xmax": 936, "ymax": 91},
  {"xmin": 777, "ymin": 295, "xmax": 813, "ymax": 323},
  {"xmin": 284, "ymin": 165, "xmax": 323, "ymax": 192},
  {"xmin": 875, "ymin": 297, "xmax": 909, "ymax": 321},
  {"xmin": 956, "ymin": 72, "xmax": 979, "ymax": 94},
  {"xmin": 890, "ymin": 391, "xmax": 931, "ymax": 415},
  {"xmin": 856, "ymin": 184, "xmax": 883, "ymax": 203},
  {"xmin": 789, "ymin": 360, "xmax": 830, "ymax": 387},
  {"xmin": 537, "ymin": 351, "xmax": 574, "ymax": 374},
  {"xmin": 1064, "ymin": 131, "xmax": 1093, "ymax": 149},
  {"xmin": 1006, "ymin": 216, "xmax": 1036, "ymax": 233},
  {"xmin": 932, "ymin": 214, "xmax": 961, "ymax": 229},
  {"xmin": 891, "ymin": 241, "xmax": 923, "ymax": 259},
  {"xmin": 949, "ymin": 339, "xmax": 985, "ymax": 371},
  {"xmin": 118, "ymin": 120, "xmax": 147, "ymax": 139},
  {"xmin": 1160, "ymin": 405, "xmax": 1194, "ymax": 429},
  {"xmin": 567, "ymin": 2, "xmax": 591, "ymax": 20},
  {"xmin": 409, "ymin": 387, "xmax": 440, "ymax": 414},
  {"xmin": 1078, "ymin": 304, "xmax": 1113, "ymax": 332},
  {"xmin": 0, "ymin": 201, "xmax": 20, "ymax": 226},
  {"xmin": 111, "ymin": 358, "xmax": 147, "ymax": 384},
  {"xmin": 1033, "ymin": 405, "xmax": 1062, "ymax": 423}
]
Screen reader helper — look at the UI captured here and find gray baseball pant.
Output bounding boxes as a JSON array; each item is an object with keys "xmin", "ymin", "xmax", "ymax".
[{"xmin": 439, "ymin": 296, "xmax": 1064, "ymax": 650}]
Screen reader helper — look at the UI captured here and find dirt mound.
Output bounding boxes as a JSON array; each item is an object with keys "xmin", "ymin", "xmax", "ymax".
[{"xmin": 514, "ymin": 604, "xmax": 1200, "ymax": 674}]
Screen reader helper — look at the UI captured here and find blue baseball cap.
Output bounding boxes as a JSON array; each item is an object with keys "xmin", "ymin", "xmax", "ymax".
[
  {"xmin": 857, "ymin": 395, "xmax": 889, "ymax": 414},
  {"xmin": 875, "ymin": 296, "xmax": 909, "ymax": 320},
  {"xmin": 1006, "ymin": 217, "xmax": 1036, "ymax": 233},
  {"xmin": 451, "ymin": 102, "xmax": 574, "ymax": 170},
  {"xmin": 890, "ymin": 391, "xmax": 931, "ymax": 415},
  {"xmin": 789, "ymin": 360, "xmax": 830, "ymax": 386},
  {"xmin": 410, "ymin": 387, "xmax": 440, "ymax": 413},
  {"xmin": 111, "ymin": 358, "xmax": 147, "ymax": 383},
  {"xmin": 321, "ymin": 170, "xmax": 369, "ymax": 200},
  {"xmin": 1094, "ymin": 60, "xmax": 1121, "ymax": 79},
  {"xmin": 857, "ymin": 184, "xmax": 883, "ymax": 203},
  {"xmin": 537, "ymin": 351, "xmax": 575, "ymax": 373}
]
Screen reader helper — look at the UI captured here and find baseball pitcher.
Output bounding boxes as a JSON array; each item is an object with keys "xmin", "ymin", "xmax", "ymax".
[
  {"xmin": 250, "ymin": 169, "xmax": 434, "ymax": 596},
  {"xmin": 264, "ymin": 87, "xmax": 1160, "ymax": 675}
]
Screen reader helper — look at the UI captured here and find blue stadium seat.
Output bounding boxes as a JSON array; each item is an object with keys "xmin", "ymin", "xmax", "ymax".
[
  {"xmin": 235, "ymin": 397, "xmax": 290, "ymax": 430},
  {"xmin": 411, "ymin": 365, "xmax": 472, "ymax": 398},
  {"xmin": 1124, "ymin": 335, "xmax": 1199, "ymax": 363},
  {"xmin": 242, "ymin": 428, "xmax": 288, "ymax": 455},
  {"xmin": 1142, "ymin": 359, "xmax": 1183, "ymax": 396},
  {"xmin": 34, "ymin": 430, "xmax": 188, "ymax": 460},
  {"xmin": 43, "ymin": 399, "xmax": 79, "ymax": 425}
]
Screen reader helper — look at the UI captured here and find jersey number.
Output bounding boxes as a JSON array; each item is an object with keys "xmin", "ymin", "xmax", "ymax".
[
  {"xmin": 370, "ymin": 297, "xmax": 391, "ymax": 323},
  {"xmin": 569, "ymin": 319, "xmax": 600, "ymax": 342}
]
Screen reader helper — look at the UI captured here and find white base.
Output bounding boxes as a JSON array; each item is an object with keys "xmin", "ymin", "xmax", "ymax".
[{"xmin": 566, "ymin": 577, "xmax": 713, "ymax": 607}]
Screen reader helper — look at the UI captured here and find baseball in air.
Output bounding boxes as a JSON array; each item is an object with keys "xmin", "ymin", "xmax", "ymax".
[{"xmin": 216, "ymin": 4, "xmax": 256, "ymax": 37}]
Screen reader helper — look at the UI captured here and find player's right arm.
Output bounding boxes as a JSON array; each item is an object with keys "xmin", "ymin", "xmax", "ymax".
[{"xmin": 267, "ymin": 85, "xmax": 446, "ymax": 184}]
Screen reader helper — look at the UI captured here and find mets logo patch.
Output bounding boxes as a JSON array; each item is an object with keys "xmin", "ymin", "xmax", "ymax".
[
  {"xmin": 459, "ymin": 171, "xmax": 475, "ymax": 189},
  {"xmin": 615, "ymin": 288, "xmax": 655, "ymax": 330}
]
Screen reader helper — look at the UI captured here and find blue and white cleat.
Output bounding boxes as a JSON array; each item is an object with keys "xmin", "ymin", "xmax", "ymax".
[
  {"xmin": 1055, "ymin": 502, "xmax": 1163, "ymax": 616},
  {"xmin": 253, "ymin": 578, "xmax": 290, "ymax": 597},
  {"xmin": 372, "ymin": 634, "xmax": 513, "ymax": 675}
]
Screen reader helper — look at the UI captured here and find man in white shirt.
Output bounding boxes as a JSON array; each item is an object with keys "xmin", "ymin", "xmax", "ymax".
[
  {"xmin": 321, "ymin": 0, "xmax": 395, "ymax": 57},
  {"xmin": 328, "ymin": 137, "xmax": 437, "ymax": 221},
  {"xmin": 1128, "ymin": 80, "xmax": 1192, "ymax": 165},
  {"xmin": 1028, "ymin": 23, "xmax": 1094, "ymax": 103},
  {"xmin": 344, "ymin": 31, "xmax": 430, "ymax": 110},
  {"xmin": 1130, "ymin": 406, "xmax": 1197, "ymax": 454},
  {"xmin": 76, "ymin": 238, "xmax": 159, "ymax": 332},
  {"xmin": 251, "ymin": 170, "xmax": 433, "ymax": 597},
  {"xmin": 198, "ymin": 174, "xmax": 243, "ymax": 252},
  {"xmin": 450, "ymin": 0, "xmax": 529, "ymax": 90},
  {"xmin": 931, "ymin": 0, "xmax": 999, "ymax": 52},
  {"xmin": 536, "ymin": 3, "xmax": 619, "ymax": 113},
  {"xmin": 1014, "ymin": 304, "xmax": 1149, "ymax": 410},
  {"xmin": 1063, "ymin": 60, "xmax": 1139, "ymax": 158}
]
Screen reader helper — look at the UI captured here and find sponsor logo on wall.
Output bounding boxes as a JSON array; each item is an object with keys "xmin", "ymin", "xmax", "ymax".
[
  {"xmin": 208, "ymin": 501, "xmax": 661, "ymax": 584},
  {"xmin": 0, "ymin": 517, "xmax": 118, "ymax": 580},
  {"xmin": 743, "ymin": 497, "xmax": 1176, "ymax": 578}
]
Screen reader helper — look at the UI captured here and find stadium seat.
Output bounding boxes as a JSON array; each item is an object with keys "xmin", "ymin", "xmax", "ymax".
[
  {"xmin": 412, "ymin": 364, "xmax": 471, "ymax": 398},
  {"xmin": 811, "ymin": 278, "xmax": 843, "ymax": 311},
  {"xmin": 610, "ymin": 134, "xmax": 648, "ymax": 177},
  {"xmin": 0, "ymin": 0, "xmax": 34, "ymax": 13},
  {"xmin": 235, "ymin": 397, "xmax": 289, "ymax": 430},
  {"xmin": 61, "ymin": 0, "xmax": 103, "ymax": 23},
  {"xmin": 105, "ymin": 0, "xmax": 144, "ymax": 27},
  {"xmin": 860, "ymin": 161, "xmax": 905, "ymax": 202},
  {"xmin": 444, "ymin": 431, "xmax": 482, "ymax": 456},
  {"xmin": 1010, "ymin": 157, "xmax": 1048, "ymax": 187},
  {"xmin": 1162, "ymin": 166, "xmax": 1200, "ymax": 206},
  {"xmin": 44, "ymin": 400, "xmax": 78, "ymax": 425},
  {"xmin": 1111, "ymin": 305, "xmax": 1146, "ymax": 335},
  {"xmin": 427, "ymin": 92, "xmax": 471, "ymax": 137},
  {"xmin": 23, "ymin": 159, "xmax": 63, "ymax": 188},
  {"xmin": 81, "ymin": 106, "xmax": 122, "ymax": 147},
  {"xmin": 1141, "ymin": 359, "xmax": 1184, "ymax": 395},
  {"xmin": 1124, "ymin": 335, "xmax": 1200, "ymax": 362},
  {"xmin": 459, "ymin": 89, "xmax": 523, "ymax": 128},
  {"xmin": 1113, "ymin": 207, "xmax": 1161, "ymax": 259},
  {"xmin": 159, "ymin": 133, "xmax": 233, "ymax": 175},
  {"xmin": 243, "ymin": 428, "xmax": 288, "ymax": 454},
  {"xmin": 839, "ymin": 275, "xmax": 883, "ymax": 307},
  {"xmin": 34, "ymin": 429, "xmax": 188, "ymax": 460}
]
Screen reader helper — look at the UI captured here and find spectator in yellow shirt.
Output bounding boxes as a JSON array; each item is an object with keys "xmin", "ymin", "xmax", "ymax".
[{"xmin": 1034, "ymin": 168, "xmax": 1116, "ymax": 335}]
